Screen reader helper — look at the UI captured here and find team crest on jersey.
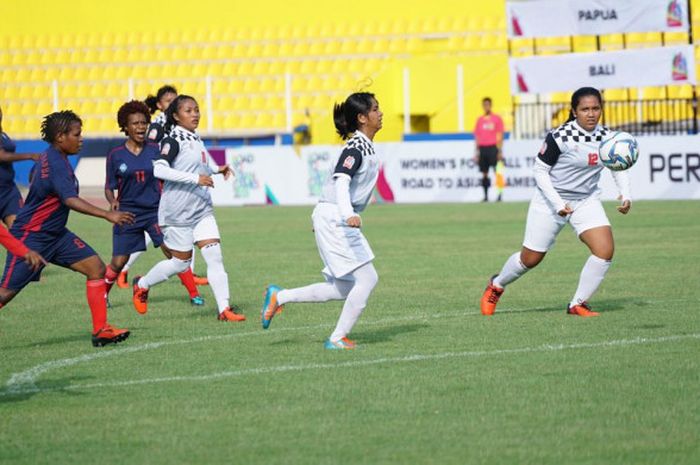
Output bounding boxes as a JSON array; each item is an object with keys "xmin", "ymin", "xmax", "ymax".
[
  {"xmin": 539, "ymin": 142, "xmax": 547, "ymax": 154},
  {"xmin": 201, "ymin": 151, "xmax": 207, "ymax": 163},
  {"xmin": 148, "ymin": 128, "xmax": 158, "ymax": 140},
  {"xmin": 161, "ymin": 143, "xmax": 170, "ymax": 155},
  {"xmin": 118, "ymin": 163, "xmax": 127, "ymax": 173},
  {"xmin": 342, "ymin": 156, "xmax": 356, "ymax": 169}
]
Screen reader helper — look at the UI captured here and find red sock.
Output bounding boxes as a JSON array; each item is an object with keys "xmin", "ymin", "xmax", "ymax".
[
  {"xmin": 86, "ymin": 279, "xmax": 107, "ymax": 333},
  {"xmin": 178, "ymin": 268, "xmax": 199, "ymax": 298},
  {"xmin": 104, "ymin": 265, "xmax": 119, "ymax": 295}
]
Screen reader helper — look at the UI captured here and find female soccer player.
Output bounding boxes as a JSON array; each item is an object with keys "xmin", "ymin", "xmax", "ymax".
[
  {"xmin": 0, "ymin": 111, "xmax": 134, "ymax": 346},
  {"xmin": 132, "ymin": 95, "xmax": 243, "ymax": 322},
  {"xmin": 261, "ymin": 92, "xmax": 383, "ymax": 350},
  {"xmin": 480, "ymin": 87, "xmax": 631, "ymax": 317},
  {"xmin": 103, "ymin": 100, "xmax": 203, "ymax": 306},
  {"xmin": 0, "ymin": 105, "xmax": 41, "ymax": 227}
]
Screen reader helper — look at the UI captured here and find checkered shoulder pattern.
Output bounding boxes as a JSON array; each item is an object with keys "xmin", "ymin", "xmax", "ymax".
[
  {"xmin": 170, "ymin": 126, "xmax": 201, "ymax": 143},
  {"xmin": 551, "ymin": 122, "xmax": 610, "ymax": 144},
  {"xmin": 153, "ymin": 112, "xmax": 167, "ymax": 126},
  {"xmin": 345, "ymin": 132, "xmax": 375, "ymax": 157}
]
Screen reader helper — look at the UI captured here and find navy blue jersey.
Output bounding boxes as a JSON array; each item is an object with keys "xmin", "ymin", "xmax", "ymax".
[
  {"xmin": 0, "ymin": 132, "xmax": 17, "ymax": 187},
  {"xmin": 105, "ymin": 142, "xmax": 161, "ymax": 212},
  {"xmin": 12, "ymin": 146, "xmax": 78, "ymax": 234}
]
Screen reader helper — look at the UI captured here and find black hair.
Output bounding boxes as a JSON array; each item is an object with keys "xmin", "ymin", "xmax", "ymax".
[
  {"xmin": 145, "ymin": 85, "xmax": 178, "ymax": 114},
  {"xmin": 164, "ymin": 94, "xmax": 197, "ymax": 133},
  {"xmin": 566, "ymin": 87, "xmax": 603, "ymax": 122},
  {"xmin": 117, "ymin": 100, "xmax": 151, "ymax": 134},
  {"xmin": 482, "ymin": 97, "xmax": 492, "ymax": 104},
  {"xmin": 41, "ymin": 110, "xmax": 82, "ymax": 143},
  {"xmin": 333, "ymin": 92, "xmax": 376, "ymax": 140}
]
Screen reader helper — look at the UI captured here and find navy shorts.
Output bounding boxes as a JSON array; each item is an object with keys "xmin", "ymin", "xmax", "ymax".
[
  {"xmin": 1, "ymin": 228, "xmax": 97, "ymax": 290},
  {"xmin": 0, "ymin": 184, "xmax": 23, "ymax": 220},
  {"xmin": 112, "ymin": 209, "xmax": 163, "ymax": 256}
]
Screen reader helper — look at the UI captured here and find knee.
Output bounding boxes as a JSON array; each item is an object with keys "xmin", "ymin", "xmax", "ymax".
[
  {"xmin": 364, "ymin": 267, "xmax": 379, "ymax": 289},
  {"xmin": 94, "ymin": 261, "xmax": 106, "ymax": 279},
  {"xmin": 595, "ymin": 248, "xmax": 614, "ymax": 261},
  {"xmin": 520, "ymin": 251, "xmax": 543, "ymax": 269},
  {"xmin": 171, "ymin": 257, "xmax": 191, "ymax": 273}
]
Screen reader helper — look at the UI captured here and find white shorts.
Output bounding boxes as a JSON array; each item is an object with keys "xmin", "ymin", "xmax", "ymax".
[
  {"xmin": 162, "ymin": 215, "xmax": 221, "ymax": 252},
  {"xmin": 523, "ymin": 190, "xmax": 610, "ymax": 253},
  {"xmin": 312, "ymin": 202, "xmax": 374, "ymax": 279}
]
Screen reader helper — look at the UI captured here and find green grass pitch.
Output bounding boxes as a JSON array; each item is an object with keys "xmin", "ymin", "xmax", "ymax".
[{"xmin": 1, "ymin": 200, "xmax": 698, "ymax": 465}]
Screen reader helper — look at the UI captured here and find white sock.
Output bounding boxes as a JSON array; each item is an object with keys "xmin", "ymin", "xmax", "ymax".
[
  {"xmin": 329, "ymin": 263, "xmax": 379, "ymax": 342},
  {"xmin": 138, "ymin": 256, "xmax": 191, "ymax": 289},
  {"xmin": 190, "ymin": 248, "xmax": 197, "ymax": 273},
  {"xmin": 277, "ymin": 280, "xmax": 353, "ymax": 305},
  {"xmin": 200, "ymin": 243, "xmax": 229, "ymax": 312},
  {"xmin": 570, "ymin": 255, "xmax": 611, "ymax": 307},
  {"xmin": 493, "ymin": 252, "xmax": 529, "ymax": 289},
  {"xmin": 123, "ymin": 234, "xmax": 152, "ymax": 272}
]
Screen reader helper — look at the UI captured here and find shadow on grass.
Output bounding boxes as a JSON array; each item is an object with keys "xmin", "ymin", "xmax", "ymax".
[
  {"xmin": 498, "ymin": 297, "xmax": 646, "ymax": 316},
  {"xmin": 0, "ymin": 375, "xmax": 91, "ymax": 404},
  {"xmin": 358, "ymin": 323, "xmax": 427, "ymax": 344}
]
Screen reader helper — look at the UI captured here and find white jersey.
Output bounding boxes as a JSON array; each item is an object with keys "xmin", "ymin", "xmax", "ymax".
[
  {"xmin": 319, "ymin": 131, "xmax": 379, "ymax": 212},
  {"xmin": 539, "ymin": 120, "xmax": 610, "ymax": 201},
  {"xmin": 155, "ymin": 125, "xmax": 217, "ymax": 227},
  {"xmin": 147, "ymin": 112, "xmax": 168, "ymax": 143}
]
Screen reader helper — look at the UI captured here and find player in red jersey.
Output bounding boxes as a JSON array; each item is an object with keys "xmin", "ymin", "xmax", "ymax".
[{"xmin": 0, "ymin": 111, "xmax": 135, "ymax": 347}]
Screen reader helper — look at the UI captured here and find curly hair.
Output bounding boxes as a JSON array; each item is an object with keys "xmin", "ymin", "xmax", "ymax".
[
  {"xmin": 117, "ymin": 100, "xmax": 151, "ymax": 134},
  {"xmin": 40, "ymin": 110, "xmax": 82, "ymax": 143}
]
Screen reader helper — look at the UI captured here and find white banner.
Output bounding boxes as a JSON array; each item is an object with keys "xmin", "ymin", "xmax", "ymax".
[
  {"xmin": 510, "ymin": 45, "xmax": 695, "ymax": 94},
  {"xmin": 507, "ymin": 0, "xmax": 689, "ymax": 38}
]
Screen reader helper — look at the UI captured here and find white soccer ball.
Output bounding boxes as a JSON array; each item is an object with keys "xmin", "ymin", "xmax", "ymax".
[{"xmin": 598, "ymin": 131, "xmax": 639, "ymax": 171}]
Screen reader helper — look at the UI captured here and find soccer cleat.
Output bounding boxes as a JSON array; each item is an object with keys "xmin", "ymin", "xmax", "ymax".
[
  {"xmin": 193, "ymin": 274, "xmax": 209, "ymax": 286},
  {"xmin": 217, "ymin": 307, "xmax": 246, "ymax": 322},
  {"xmin": 116, "ymin": 270, "xmax": 129, "ymax": 289},
  {"xmin": 324, "ymin": 337, "xmax": 356, "ymax": 350},
  {"xmin": 480, "ymin": 274, "xmax": 504, "ymax": 316},
  {"xmin": 132, "ymin": 276, "xmax": 149, "ymax": 315},
  {"xmin": 92, "ymin": 324, "xmax": 130, "ymax": 347},
  {"xmin": 567, "ymin": 302, "xmax": 600, "ymax": 317},
  {"xmin": 261, "ymin": 284, "xmax": 284, "ymax": 329},
  {"xmin": 190, "ymin": 295, "xmax": 205, "ymax": 306}
]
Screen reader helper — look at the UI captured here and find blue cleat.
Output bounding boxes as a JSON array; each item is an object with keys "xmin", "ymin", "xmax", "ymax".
[
  {"xmin": 324, "ymin": 337, "xmax": 356, "ymax": 350},
  {"xmin": 261, "ymin": 284, "xmax": 284, "ymax": 329},
  {"xmin": 191, "ymin": 295, "xmax": 205, "ymax": 306}
]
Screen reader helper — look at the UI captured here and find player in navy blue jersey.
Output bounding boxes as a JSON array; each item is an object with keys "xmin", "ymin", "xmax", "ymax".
[
  {"xmin": 0, "ymin": 104, "xmax": 42, "ymax": 228},
  {"xmin": 103, "ymin": 100, "xmax": 202, "ymax": 306},
  {"xmin": 0, "ymin": 111, "xmax": 135, "ymax": 347}
]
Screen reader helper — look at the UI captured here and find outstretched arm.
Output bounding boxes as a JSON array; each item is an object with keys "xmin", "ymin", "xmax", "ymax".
[{"xmin": 64, "ymin": 197, "xmax": 134, "ymax": 225}]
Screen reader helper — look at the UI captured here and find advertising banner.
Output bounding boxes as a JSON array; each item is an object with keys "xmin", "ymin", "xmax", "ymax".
[
  {"xmin": 507, "ymin": 0, "xmax": 689, "ymax": 38},
  {"xmin": 509, "ymin": 45, "xmax": 695, "ymax": 94}
]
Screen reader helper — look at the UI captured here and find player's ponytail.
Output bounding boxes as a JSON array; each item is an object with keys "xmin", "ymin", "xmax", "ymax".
[
  {"xmin": 164, "ymin": 94, "xmax": 196, "ymax": 133},
  {"xmin": 333, "ymin": 92, "xmax": 375, "ymax": 140},
  {"xmin": 567, "ymin": 87, "xmax": 603, "ymax": 122},
  {"xmin": 145, "ymin": 85, "xmax": 178, "ymax": 114}
]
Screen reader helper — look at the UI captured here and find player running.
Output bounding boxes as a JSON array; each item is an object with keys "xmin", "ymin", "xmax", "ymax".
[
  {"xmin": 480, "ymin": 87, "xmax": 631, "ymax": 317},
  {"xmin": 261, "ymin": 92, "xmax": 382, "ymax": 350},
  {"xmin": 103, "ymin": 100, "xmax": 203, "ymax": 306},
  {"xmin": 131, "ymin": 95, "xmax": 243, "ymax": 321},
  {"xmin": 0, "ymin": 104, "xmax": 41, "ymax": 227},
  {"xmin": 0, "ymin": 111, "xmax": 134, "ymax": 346}
]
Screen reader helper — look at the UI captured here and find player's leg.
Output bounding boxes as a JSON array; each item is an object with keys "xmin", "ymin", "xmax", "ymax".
[
  {"xmin": 105, "ymin": 254, "xmax": 129, "ymax": 295},
  {"xmin": 133, "ymin": 225, "xmax": 192, "ymax": 314},
  {"xmin": 326, "ymin": 262, "xmax": 379, "ymax": 349},
  {"xmin": 567, "ymin": 200, "xmax": 613, "ymax": 317},
  {"xmin": 0, "ymin": 230, "xmax": 47, "ymax": 310},
  {"xmin": 194, "ymin": 215, "xmax": 242, "ymax": 321},
  {"xmin": 60, "ymin": 233, "xmax": 130, "ymax": 346},
  {"xmin": 117, "ymin": 233, "xmax": 151, "ymax": 288},
  {"xmin": 481, "ymin": 191, "xmax": 565, "ymax": 315},
  {"xmin": 190, "ymin": 250, "xmax": 209, "ymax": 286}
]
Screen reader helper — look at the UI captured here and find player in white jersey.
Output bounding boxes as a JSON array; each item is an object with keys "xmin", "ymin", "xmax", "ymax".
[
  {"xmin": 480, "ymin": 87, "xmax": 631, "ymax": 317},
  {"xmin": 131, "ymin": 95, "xmax": 244, "ymax": 322},
  {"xmin": 261, "ymin": 92, "xmax": 383, "ymax": 349}
]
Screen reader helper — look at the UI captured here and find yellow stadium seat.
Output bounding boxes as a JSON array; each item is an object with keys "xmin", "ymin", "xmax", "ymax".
[
  {"xmin": 602, "ymin": 88, "xmax": 629, "ymax": 101},
  {"xmin": 223, "ymin": 113, "xmax": 240, "ymax": 130},
  {"xmin": 667, "ymin": 85, "xmax": 693, "ymax": 99},
  {"xmin": 239, "ymin": 113, "xmax": 257, "ymax": 128},
  {"xmin": 227, "ymin": 79, "xmax": 244, "ymax": 94}
]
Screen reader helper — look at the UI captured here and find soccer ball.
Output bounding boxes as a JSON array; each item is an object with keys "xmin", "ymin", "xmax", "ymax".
[{"xmin": 598, "ymin": 131, "xmax": 639, "ymax": 171}]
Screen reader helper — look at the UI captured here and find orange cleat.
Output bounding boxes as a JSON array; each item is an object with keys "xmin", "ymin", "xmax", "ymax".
[
  {"xmin": 193, "ymin": 274, "xmax": 209, "ymax": 286},
  {"xmin": 218, "ymin": 307, "xmax": 246, "ymax": 322},
  {"xmin": 261, "ymin": 284, "xmax": 284, "ymax": 330},
  {"xmin": 92, "ymin": 324, "xmax": 130, "ymax": 347},
  {"xmin": 480, "ymin": 275, "xmax": 504, "ymax": 316},
  {"xmin": 116, "ymin": 270, "xmax": 129, "ymax": 289},
  {"xmin": 324, "ymin": 337, "xmax": 356, "ymax": 350},
  {"xmin": 132, "ymin": 276, "xmax": 149, "ymax": 315},
  {"xmin": 567, "ymin": 302, "xmax": 600, "ymax": 317}
]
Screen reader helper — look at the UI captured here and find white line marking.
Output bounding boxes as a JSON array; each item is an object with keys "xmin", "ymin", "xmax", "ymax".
[{"xmin": 2, "ymin": 333, "xmax": 698, "ymax": 397}]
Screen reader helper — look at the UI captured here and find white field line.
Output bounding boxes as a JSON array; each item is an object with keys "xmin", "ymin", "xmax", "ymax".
[
  {"xmin": 2, "ymin": 333, "xmax": 698, "ymax": 397},
  {"xmin": 2, "ymin": 298, "xmax": 690, "ymax": 395}
]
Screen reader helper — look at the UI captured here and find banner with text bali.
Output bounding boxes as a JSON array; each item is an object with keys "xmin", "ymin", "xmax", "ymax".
[
  {"xmin": 506, "ymin": 0, "xmax": 689, "ymax": 38},
  {"xmin": 509, "ymin": 45, "xmax": 695, "ymax": 94}
]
